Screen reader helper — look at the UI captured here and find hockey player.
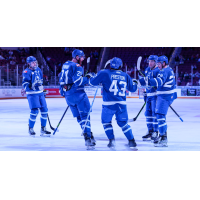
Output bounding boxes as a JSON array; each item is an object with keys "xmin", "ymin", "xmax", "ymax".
[
  {"xmin": 59, "ymin": 49, "xmax": 96, "ymax": 149},
  {"xmin": 140, "ymin": 55, "xmax": 160, "ymax": 142},
  {"xmin": 22, "ymin": 56, "xmax": 51, "ymax": 137},
  {"xmin": 87, "ymin": 57, "xmax": 138, "ymax": 149},
  {"xmin": 139, "ymin": 56, "xmax": 177, "ymax": 147}
]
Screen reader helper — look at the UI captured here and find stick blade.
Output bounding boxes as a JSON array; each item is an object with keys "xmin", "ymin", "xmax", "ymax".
[
  {"xmin": 87, "ymin": 57, "xmax": 90, "ymax": 64},
  {"xmin": 104, "ymin": 59, "xmax": 110, "ymax": 69},
  {"xmin": 137, "ymin": 56, "xmax": 142, "ymax": 71}
]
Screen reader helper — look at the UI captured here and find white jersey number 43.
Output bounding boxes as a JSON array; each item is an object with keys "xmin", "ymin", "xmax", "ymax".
[{"xmin": 109, "ymin": 80, "xmax": 127, "ymax": 96}]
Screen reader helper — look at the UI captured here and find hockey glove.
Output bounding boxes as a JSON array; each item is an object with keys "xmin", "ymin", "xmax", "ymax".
[
  {"xmin": 86, "ymin": 72, "xmax": 97, "ymax": 79},
  {"xmin": 132, "ymin": 79, "xmax": 141, "ymax": 87},
  {"xmin": 59, "ymin": 85, "xmax": 65, "ymax": 97}
]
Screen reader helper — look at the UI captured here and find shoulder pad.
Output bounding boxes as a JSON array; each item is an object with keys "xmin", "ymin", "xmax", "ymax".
[{"xmin": 62, "ymin": 64, "xmax": 70, "ymax": 70}]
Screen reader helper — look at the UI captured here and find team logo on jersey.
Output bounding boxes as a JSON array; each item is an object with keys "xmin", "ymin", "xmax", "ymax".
[
  {"xmin": 160, "ymin": 74, "xmax": 163, "ymax": 77},
  {"xmin": 24, "ymin": 70, "xmax": 27, "ymax": 73},
  {"xmin": 76, "ymin": 64, "xmax": 81, "ymax": 67},
  {"xmin": 32, "ymin": 72, "xmax": 34, "ymax": 75}
]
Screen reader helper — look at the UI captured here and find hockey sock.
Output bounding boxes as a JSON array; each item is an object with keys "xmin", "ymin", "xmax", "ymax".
[
  {"xmin": 118, "ymin": 121, "xmax": 134, "ymax": 140},
  {"xmin": 157, "ymin": 114, "xmax": 167, "ymax": 136},
  {"xmin": 102, "ymin": 122, "xmax": 114, "ymax": 139},
  {"xmin": 40, "ymin": 107, "xmax": 48, "ymax": 127},
  {"xmin": 77, "ymin": 115, "xmax": 91, "ymax": 137},
  {"xmin": 29, "ymin": 108, "xmax": 39, "ymax": 128},
  {"xmin": 153, "ymin": 113, "xmax": 158, "ymax": 132}
]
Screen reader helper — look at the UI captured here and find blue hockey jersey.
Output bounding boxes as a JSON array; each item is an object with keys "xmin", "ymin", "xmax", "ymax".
[
  {"xmin": 22, "ymin": 67, "xmax": 44, "ymax": 95},
  {"xmin": 59, "ymin": 61, "xmax": 89, "ymax": 95},
  {"xmin": 140, "ymin": 66, "xmax": 160, "ymax": 98},
  {"xmin": 89, "ymin": 69, "xmax": 137, "ymax": 105},
  {"xmin": 141, "ymin": 66, "xmax": 177, "ymax": 100}
]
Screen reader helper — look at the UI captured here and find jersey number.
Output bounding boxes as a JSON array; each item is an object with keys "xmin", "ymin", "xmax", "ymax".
[
  {"xmin": 109, "ymin": 80, "xmax": 127, "ymax": 96},
  {"xmin": 163, "ymin": 75, "xmax": 174, "ymax": 88}
]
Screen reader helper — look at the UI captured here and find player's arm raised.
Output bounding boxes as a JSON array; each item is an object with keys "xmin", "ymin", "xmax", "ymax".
[
  {"xmin": 127, "ymin": 75, "xmax": 138, "ymax": 92},
  {"xmin": 87, "ymin": 71, "xmax": 104, "ymax": 86},
  {"xmin": 139, "ymin": 70, "xmax": 167, "ymax": 88}
]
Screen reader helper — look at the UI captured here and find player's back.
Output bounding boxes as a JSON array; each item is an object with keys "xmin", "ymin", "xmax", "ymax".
[
  {"xmin": 60, "ymin": 61, "xmax": 85, "ymax": 95},
  {"xmin": 95, "ymin": 69, "xmax": 137, "ymax": 105}
]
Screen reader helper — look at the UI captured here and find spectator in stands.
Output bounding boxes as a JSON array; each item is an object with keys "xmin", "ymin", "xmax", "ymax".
[
  {"xmin": 64, "ymin": 47, "xmax": 69, "ymax": 53},
  {"xmin": 191, "ymin": 55, "xmax": 195, "ymax": 61},
  {"xmin": 196, "ymin": 54, "xmax": 199, "ymax": 61},
  {"xmin": 130, "ymin": 67, "xmax": 134, "ymax": 78},
  {"xmin": 22, "ymin": 57, "xmax": 25, "ymax": 63},
  {"xmin": 127, "ymin": 67, "xmax": 131, "ymax": 76},
  {"xmin": 186, "ymin": 82, "xmax": 192, "ymax": 86},
  {"xmin": 93, "ymin": 50, "xmax": 99, "ymax": 59},
  {"xmin": 13, "ymin": 55, "xmax": 16, "ymax": 61},
  {"xmin": 180, "ymin": 71, "xmax": 184, "ymax": 81},
  {"xmin": 0, "ymin": 54, "xmax": 5, "ymax": 60},
  {"xmin": 10, "ymin": 59, "xmax": 16, "ymax": 65},
  {"xmin": 8, "ymin": 50, "xmax": 13, "ymax": 55},
  {"xmin": 177, "ymin": 77, "xmax": 181, "ymax": 86},
  {"xmin": 179, "ymin": 55, "xmax": 185, "ymax": 64},
  {"xmin": 43, "ymin": 74, "xmax": 49, "ymax": 86},
  {"xmin": 184, "ymin": 72, "xmax": 189, "ymax": 82},
  {"xmin": 90, "ymin": 51, "xmax": 93, "ymax": 58},
  {"xmin": 46, "ymin": 56, "xmax": 51, "ymax": 61},
  {"xmin": 195, "ymin": 71, "xmax": 200, "ymax": 78}
]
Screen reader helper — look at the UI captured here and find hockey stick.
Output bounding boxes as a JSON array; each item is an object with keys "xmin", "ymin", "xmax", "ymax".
[
  {"xmin": 47, "ymin": 114, "xmax": 56, "ymax": 131},
  {"xmin": 169, "ymin": 105, "xmax": 183, "ymax": 122},
  {"xmin": 53, "ymin": 106, "xmax": 70, "ymax": 135},
  {"xmin": 87, "ymin": 57, "xmax": 90, "ymax": 71},
  {"xmin": 43, "ymin": 90, "xmax": 56, "ymax": 131},
  {"xmin": 128, "ymin": 102, "xmax": 146, "ymax": 122},
  {"xmin": 136, "ymin": 56, "xmax": 183, "ymax": 122},
  {"xmin": 81, "ymin": 59, "xmax": 111, "ymax": 136}
]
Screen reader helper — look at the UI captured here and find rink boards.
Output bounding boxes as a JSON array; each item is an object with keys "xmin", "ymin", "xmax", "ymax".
[{"xmin": 0, "ymin": 86, "xmax": 200, "ymax": 99}]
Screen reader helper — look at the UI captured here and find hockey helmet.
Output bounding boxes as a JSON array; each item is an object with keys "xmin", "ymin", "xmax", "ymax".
[
  {"xmin": 110, "ymin": 57, "xmax": 123, "ymax": 69},
  {"xmin": 72, "ymin": 49, "xmax": 85, "ymax": 58}
]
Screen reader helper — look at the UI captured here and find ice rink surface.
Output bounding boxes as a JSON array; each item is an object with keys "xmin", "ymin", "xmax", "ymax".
[{"xmin": 0, "ymin": 97, "xmax": 199, "ymax": 151}]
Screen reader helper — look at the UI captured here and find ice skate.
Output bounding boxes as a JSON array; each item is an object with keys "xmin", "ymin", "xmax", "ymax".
[
  {"xmin": 142, "ymin": 130, "xmax": 153, "ymax": 141},
  {"xmin": 154, "ymin": 134, "xmax": 168, "ymax": 147},
  {"xmin": 107, "ymin": 139, "xmax": 116, "ymax": 150},
  {"xmin": 28, "ymin": 125, "xmax": 36, "ymax": 137},
  {"xmin": 40, "ymin": 126, "xmax": 51, "ymax": 137},
  {"xmin": 151, "ymin": 131, "xmax": 158, "ymax": 142},
  {"xmin": 83, "ymin": 133, "xmax": 95, "ymax": 150},
  {"xmin": 128, "ymin": 138, "xmax": 138, "ymax": 150}
]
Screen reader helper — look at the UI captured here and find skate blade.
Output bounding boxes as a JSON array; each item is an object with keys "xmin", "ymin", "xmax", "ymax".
[
  {"xmin": 142, "ymin": 138, "xmax": 151, "ymax": 141},
  {"xmin": 124, "ymin": 144, "xmax": 138, "ymax": 151},
  {"xmin": 108, "ymin": 146, "xmax": 116, "ymax": 151},
  {"xmin": 87, "ymin": 146, "xmax": 95, "ymax": 150},
  {"xmin": 40, "ymin": 134, "xmax": 51, "ymax": 137},
  {"xmin": 30, "ymin": 135, "xmax": 35, "ymax": 137},
  {"xmin": 129, "ymin": 147, "xmax": 138, "ymax": 151},
  {"xmin": 154, "ymin": 143, "xmax": 168, "ymax": 147}
]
